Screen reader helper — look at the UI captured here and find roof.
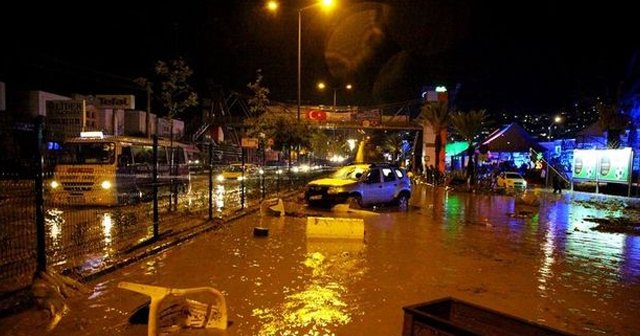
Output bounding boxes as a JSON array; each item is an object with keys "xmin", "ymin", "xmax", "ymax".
[{"xmin": 481, "ymin": 122, "xmax": 546, "ymax": 153}]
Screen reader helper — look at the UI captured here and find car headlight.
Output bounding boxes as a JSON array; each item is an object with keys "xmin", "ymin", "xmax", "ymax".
[
  {"xmin": 216, "ymin": 175, "xmax": 224, "ymax": 182},
  {"xmin": 101, "ymin": 180, "xmax": 112, "ymax": 190},
  {"xmin": 50, "ymin": 180, "xmax": 59, "ymax": 189},
  {"xmin": 327, "ymin": 186, "xmax": 342, "ymax": 194}
]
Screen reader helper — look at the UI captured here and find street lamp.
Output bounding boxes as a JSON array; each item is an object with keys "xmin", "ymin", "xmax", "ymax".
[
  {"xmin": 266, "ymin": 0, "xmax": 278, "ymax": 12},
  {"xmin": 548, "ymin": 115, "xmax": 562, "ymax": 140},
  {"xmin": 317, "ymin": 81, "xmax": 352, "ymax": 110},
  {"xmin": 298, "ymin": 0, "xmax": 336, "ymax": 120}
]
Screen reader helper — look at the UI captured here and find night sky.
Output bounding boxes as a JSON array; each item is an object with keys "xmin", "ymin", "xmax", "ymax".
[{"xmin": 1, "ymin": 1, "xmax": 638, "ymax": 116}]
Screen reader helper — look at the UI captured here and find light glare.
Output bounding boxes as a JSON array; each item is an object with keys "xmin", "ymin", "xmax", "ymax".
[{"xmin": 266, "ymin": 1, "xmax": 278, "ymax": 12}]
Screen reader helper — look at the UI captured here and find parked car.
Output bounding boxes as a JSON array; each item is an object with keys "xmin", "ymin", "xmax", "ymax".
[
  {"xmin": 495, "ymin": 171, "xmax": 527, "ymax": 190},
  {"xmin": 217, "ymin": 163, "xmax": 259, "ymax": 181},
  {"xmin": 304, "ymin": 163, "xmax": 412, "ymax": 209}
]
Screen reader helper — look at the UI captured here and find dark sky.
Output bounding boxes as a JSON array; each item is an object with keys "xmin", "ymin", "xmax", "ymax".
[{"xmin": 1, "ymin": 1, "xmax": 638, "ymax": 115}]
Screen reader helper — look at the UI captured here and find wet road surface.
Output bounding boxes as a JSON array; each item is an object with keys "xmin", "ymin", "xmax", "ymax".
[{"xmin": 1, "ymin": 186, "xmax": 639, "ymax": 335}]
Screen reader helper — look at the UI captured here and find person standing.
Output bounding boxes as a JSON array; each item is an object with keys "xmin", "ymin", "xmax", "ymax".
[{"xmin": 552, "ymin": 174, "xmax": 563, "ymax": 194}]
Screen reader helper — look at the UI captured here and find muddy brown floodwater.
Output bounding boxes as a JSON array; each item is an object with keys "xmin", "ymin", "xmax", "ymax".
[{"xmin": 1, "ymin": 186, "xmax": 639, "ymax": 335}]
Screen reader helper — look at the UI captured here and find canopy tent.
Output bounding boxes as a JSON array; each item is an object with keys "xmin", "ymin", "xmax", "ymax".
[{"xmin": 481, "ymin": 122, "xmax": 546, "ymax": 153}]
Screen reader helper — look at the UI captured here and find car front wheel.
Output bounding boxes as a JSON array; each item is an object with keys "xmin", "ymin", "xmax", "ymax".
[
  {"xmin": 346, "ymin": 195, "xmax": 362, "ymax": 209},
  {"xmin": 395, "ymin": 193, "xmax": 409, "ymax": 211}
]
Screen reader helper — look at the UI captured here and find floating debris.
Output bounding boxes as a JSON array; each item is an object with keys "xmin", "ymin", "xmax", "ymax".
[{"xmin": 584, "ymin": 217, "xmax": 640, "ymax": 235}]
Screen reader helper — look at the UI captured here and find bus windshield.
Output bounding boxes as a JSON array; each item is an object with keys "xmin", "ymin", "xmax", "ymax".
[{"xmin": 59, "ymin": 142, "xmax": 116, "ymax": 165}]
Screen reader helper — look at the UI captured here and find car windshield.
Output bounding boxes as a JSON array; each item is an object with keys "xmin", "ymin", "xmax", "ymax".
[
  {"xmin": 226, "ymin": 165, "xmax": 244, "ymax": 172},
  {"xmin": 505, "ymin": 173, "xmax": 522, "ymax": 179},
  {"xmin": 331, "ymin": 165, "xmax": 367, "ymax": 180},
  {"xmin": 59, "ymin": 142, "xmax": 115, "ymax": 165}
]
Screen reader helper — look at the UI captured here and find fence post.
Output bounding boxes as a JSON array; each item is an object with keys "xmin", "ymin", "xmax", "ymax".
[
  {"xmin": 241, "ymin": 147, "xmax": 245, "ymax": 209},
  {"xmin": 276, "ymin": 170, "xmax": 280, "ymax": 195},
  {"xmin": 208, "ymin": 139, "xmax": 213, "ymax": 220},
  {"xmin": 34, "ymin": 116, "xmax": 46, "ymax": 273},
  {"xmin": 153, "ymin": 134, "xmax": 159, "ymax": 238},
  {"xmin": 261, "ymin": 170, "xmax": 265, "ymax": 199}
]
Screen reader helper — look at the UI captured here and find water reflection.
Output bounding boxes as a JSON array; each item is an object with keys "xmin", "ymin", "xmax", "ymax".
[
  {"xmin": 563, "ymin": 196, "xmax": 640, "ymax": 282},
  {"xmin": 252, "ymin": 217, "xmax": 366, "ymax": 335},
  {"xmin": 216, "ymin": 185, "xmax": 225, "ymax": 210},
  {"xmin": 45, "ymin": 208, "xmax": 64, "ymax": 250},
  {"xmin": 538, "ymin": 219, "xmax": 556, "ymax": 296},
  {"xmin": 100, "ymin": 212, "xmax": 113, "ymax": 246}
]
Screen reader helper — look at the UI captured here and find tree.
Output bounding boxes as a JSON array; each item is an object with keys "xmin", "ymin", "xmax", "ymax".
[
  {"xmin": 246, "ymin": 69, "xmax": 328, "ymax": 164},
  {"xmin": 154, "ymin": 57, "xmax": 198, "ymax": 210},
  {"xmin": 247, "ymin": 69, "xmax": 270, "ymax": 118},
  {"xmin": 418, "ymin": 101, "xmax": 451, "ymax": 173},
  {"xmin": 246, "ymin": 69, "xmax": 272, "ymax": 162},
  {"xmin": 248, "ymin": 111, "xmax": 314, "ymax": 165},
  {"xmin": 450, "ymin": 109, "xmax": 488, "ymax": 184},
  {"xmin": 308, "ymin": 130, "xmax": 331, "ymax": 161},
  {"xmin": 155, "ymin": 58, "xmax": 199, "ymax": 137},
  {"xmin": 596, "ymin": 102, "xmax": 630, "ymax": 149},
  {"xmin": 377, "ymin": 131, "xmax": 412, "ymax": 166}
]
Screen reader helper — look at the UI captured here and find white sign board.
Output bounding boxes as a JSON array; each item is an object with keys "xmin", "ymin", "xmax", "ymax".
[{"xmin": 46, "ymin": 100, "xmax": 86, "ymax": 141}]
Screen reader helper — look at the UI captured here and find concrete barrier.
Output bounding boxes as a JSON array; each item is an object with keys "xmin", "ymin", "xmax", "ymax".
[{"xmin": 306, "ymin": 216, "xmax": 365, "ymax": 240}]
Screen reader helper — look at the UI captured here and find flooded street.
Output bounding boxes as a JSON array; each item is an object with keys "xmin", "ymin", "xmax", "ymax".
[{"xmin": 2, "ymin": 185, "xmax": 639, "ymax": 335}]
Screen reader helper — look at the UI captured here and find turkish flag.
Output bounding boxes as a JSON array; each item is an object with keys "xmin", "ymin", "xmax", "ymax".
[{"xmin": 307, "ymin": 110, "xmax": 327, "ymax": 121}]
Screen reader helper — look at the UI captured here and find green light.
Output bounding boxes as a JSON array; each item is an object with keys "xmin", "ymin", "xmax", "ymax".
[{"xmin": 445, "ymin": 142, "xmax": 469, "ymax": 156}]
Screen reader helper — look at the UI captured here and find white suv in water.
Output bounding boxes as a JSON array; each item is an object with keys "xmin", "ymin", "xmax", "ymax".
[{"xmin": 304, "ymin": 163, "xmax": 412, "ymax": 209}]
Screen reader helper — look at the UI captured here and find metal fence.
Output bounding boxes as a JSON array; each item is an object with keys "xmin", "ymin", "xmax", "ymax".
[{"xmin": 0, "ymin": 119, "xmax": 329, "ymax": 313}]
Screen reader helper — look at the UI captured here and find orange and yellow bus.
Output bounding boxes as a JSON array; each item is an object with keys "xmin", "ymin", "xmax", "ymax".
[{"xmin": 49, "ymin": 132, "xmax": 191, "ymax": 206}]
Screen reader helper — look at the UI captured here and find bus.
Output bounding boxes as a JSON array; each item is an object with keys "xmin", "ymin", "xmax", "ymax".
[{"xmin": 49, "ymin": 132, "xmax": 191, "ymax": 206}]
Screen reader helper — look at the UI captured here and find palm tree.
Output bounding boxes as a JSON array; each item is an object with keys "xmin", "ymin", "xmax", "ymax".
[
  {"xmin": 379, "ymin": 132, "xmax": 410, "ymax": 166},
  {"xmin": 450, "ymin": 109, "xmax": 488, "ymax": 185},
  {"xmin": 418, "ymin": 101, "xmax": 451, "ymax": 173},
  {"xmin": 596, "ymin": 103, "xmax": 630, "ymax": 149}
]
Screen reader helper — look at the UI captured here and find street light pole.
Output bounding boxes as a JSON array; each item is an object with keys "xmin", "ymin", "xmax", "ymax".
[
  {"xmin": 333, "ymin": 88, "xmax": 337, "ymax": 110},
  {"xmin": 297, "ymin": 1, "xmax": 336, "ymax": 120},
  {"xmin": 297, "ymin": 8, "xmax": 302, "ymax": 121},
  {"xmin": 318, "ymin": 82, "xmax": 351, "ymax": 111}
]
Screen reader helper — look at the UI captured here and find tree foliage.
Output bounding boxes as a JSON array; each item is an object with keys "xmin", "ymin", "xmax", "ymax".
[
  {"xmin": 245, "ymin": 69, "xmax": 316, "ymax": 161},
  {"xmin": 596, "ymin": 102, "xmax": 631, "ymax": 149},
  {"xmin": 450, "ymin": 109, "xmax": 488, "ymax": 182},
  {"xmin": 154, "ymin": 58, "xmax": 199, "ymax": 121},
  {"xmin": 419, "ymin": 101, "xmax": 450, "ymax": 132},
  {"xmin": 248, "ymin": 112, "xmax": 314, "ymax": 153},
  {"xmin": 418, "ymin": 101, "xmax": 452, "ymax": 172},
  {"xmin": 247, "ymin": 69, "xmax": 270, "ymax": 118}
]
